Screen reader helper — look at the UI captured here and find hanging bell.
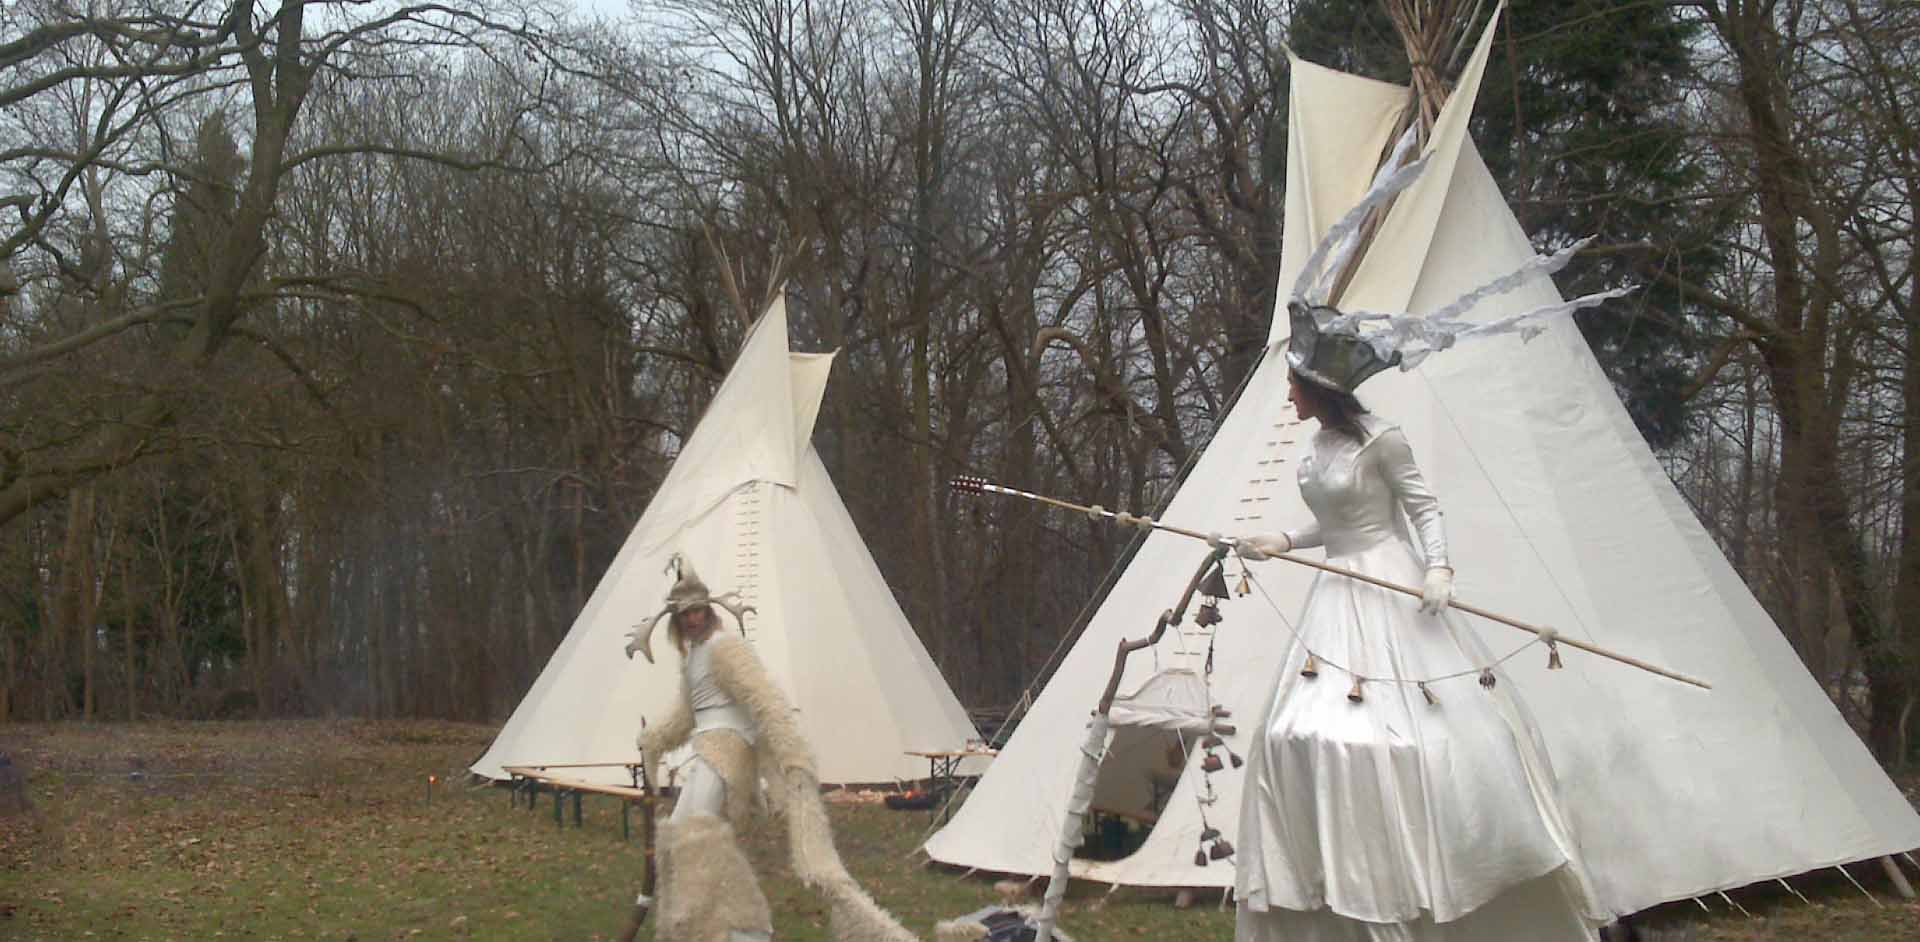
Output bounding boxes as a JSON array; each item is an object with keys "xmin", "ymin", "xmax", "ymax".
[
  {"xmin": 1479, "ymin": 669, "xmax": 1497, "ymax": 690},
  {"xmin": 1228, "ymin": 750, "xmax": 1245, "ymax": 769},
  {"xmin": 1419, "ymin": 682, "xmax": 1438, "ymax": 706},
  {"xmin": 1347, "ymin": 677, "xmax": 1366, "ymax": 703},
  {"xmin": 1200, "ymin": 734, "xmax": 1224, "ymax": 749},
  {"xmin": 1200, "ymin": 826, "xmax": 1221, "ymax": 842},
  {"xmin": 1209, "ymin": 839, "xmax": 1235, "ymax": 860},
  {"xmin": 1195, "ymin": 601, "xmax": 1222, "ymax": 628},
  {"xmin": 1212, "ymin": 722, "xmax": 1238, "ymax": 737},
  {"xmin": 1194, "ymin": 849, "xmax": 1210, "ymax": 867},
  {"xmin": 1201, "ymin": 752, "xmax": 1225, "ymax": 773},
  {"xmin": 1236, "ymin": 570, "xmax": 1251, "ymax": 597},
  {"xmin": 1546, "ymin": 641, "xmax": 1563, "ymax": 670},
  {"xmin": 1300, "ymin": 654, "xmax": 1320, "ymax": 679},
  {"xmin": 1211, "ymin": 705, "xmax": 1233, "ymax": 719}
]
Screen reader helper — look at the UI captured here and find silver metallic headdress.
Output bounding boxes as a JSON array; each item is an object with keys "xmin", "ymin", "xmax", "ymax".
[
  {"xmin": 1284, "ymin": 128, "xmax": 1633, "ymax": 392},
  {"xmin": 1286, "ymin": 302, "xmax": 1402, "ymax": 393},
  {"xmin": 624, "ymin": 554, "xmax": 756, "ymax": 663}
]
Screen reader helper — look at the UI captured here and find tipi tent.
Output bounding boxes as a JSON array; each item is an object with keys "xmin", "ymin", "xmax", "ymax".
[
  {"xmin": 473, "ymin": 298, "xmax": 979, "ymax": 786},
  {"xmin": 925, "ymin": 11, "xmax": 1920, "ymax": 919}
]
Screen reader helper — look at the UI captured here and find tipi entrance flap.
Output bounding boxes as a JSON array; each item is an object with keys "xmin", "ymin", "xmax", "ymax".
[{"xmin": 788, "ymin": 351, "xmax": 836, "ymax": 459}]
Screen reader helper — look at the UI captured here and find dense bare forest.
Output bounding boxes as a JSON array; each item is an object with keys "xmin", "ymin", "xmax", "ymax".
[{"xmin": 2, "ymin": 0, "xmax": 1915, "ymax": 763}]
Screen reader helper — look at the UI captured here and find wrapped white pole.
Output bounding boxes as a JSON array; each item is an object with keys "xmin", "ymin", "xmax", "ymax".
[
  {"xmin": 1031, "ymin": 548, "xmax": 1228, "ymax": 942},
  {"xmin": 1034, "ymin": 715, "xmax": 1112, "ymax": 942}
]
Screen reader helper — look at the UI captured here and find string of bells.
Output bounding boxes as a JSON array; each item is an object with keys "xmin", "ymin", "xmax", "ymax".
[
  {"xmin": 1233, "ymin": 561, "xmax": 1565, "ymax": 704},
  {"xmin": 1170, "ymin": 560, "xmax": 1563, "ymax": 869}
]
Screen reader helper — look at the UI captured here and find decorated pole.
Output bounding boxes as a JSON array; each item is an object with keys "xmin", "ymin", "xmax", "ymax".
[
  {"xmin": 952, "ymin": 476, "xmax": 1710, "ymax": 690},
  {"xmin": 1033, "ymin": 547, "xmax": 1232, "ymax": 942}
]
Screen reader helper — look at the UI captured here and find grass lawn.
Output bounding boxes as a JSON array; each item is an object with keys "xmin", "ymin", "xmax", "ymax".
[{"xmin": 0, "ymin": 721, "xmax": 1915, "ymax": 941}]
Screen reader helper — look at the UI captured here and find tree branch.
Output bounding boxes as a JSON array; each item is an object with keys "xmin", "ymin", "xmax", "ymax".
[{"xmin": 0, "ymin": 299, "xmax": 199, "ymax": 377}]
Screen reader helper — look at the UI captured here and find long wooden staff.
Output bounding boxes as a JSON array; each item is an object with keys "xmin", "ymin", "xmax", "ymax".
[
  {"xmin": 951, "ymin": 476, "xmax": 1710, "ymax": 690},
  {"xmin": 616, "ymin": 728, "xmax": 659, "ymax": 942}
]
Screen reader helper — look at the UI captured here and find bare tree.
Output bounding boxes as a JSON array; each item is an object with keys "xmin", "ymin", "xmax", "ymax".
[{"xmin": 0, "ymin": 0, "xmax": 576, "ymax": 525}]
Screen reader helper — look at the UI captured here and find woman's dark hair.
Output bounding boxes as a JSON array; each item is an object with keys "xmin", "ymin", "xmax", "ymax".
[{"xmin": 1290, "ymin": 370, "xmax": 1369, "ymax": 440}]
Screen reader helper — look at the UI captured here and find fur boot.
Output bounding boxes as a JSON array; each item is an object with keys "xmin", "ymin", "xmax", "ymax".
[{"xmin": 656, "ymin": 815, "xmax": 773, "ymax": 942}]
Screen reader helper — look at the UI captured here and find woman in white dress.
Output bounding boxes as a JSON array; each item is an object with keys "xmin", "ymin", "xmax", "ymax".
[{"xmin": 1232, "ymin": 307, "xmax": 1604, "ymax": 941}]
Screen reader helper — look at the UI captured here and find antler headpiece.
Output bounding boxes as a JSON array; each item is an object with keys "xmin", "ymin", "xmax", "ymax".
[{"xmin": 624, "ymin": 554, "xmax": 757, "ymax": 663}]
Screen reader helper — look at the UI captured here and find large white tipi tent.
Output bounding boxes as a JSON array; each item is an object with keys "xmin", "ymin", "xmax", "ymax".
[
  {"xmin": 926, "ymin": 12, "xmax": 1920, "ymax": 918},
  {"xmin": 473, "ymin": 298, "xmax": 978, "ymax": 786}
]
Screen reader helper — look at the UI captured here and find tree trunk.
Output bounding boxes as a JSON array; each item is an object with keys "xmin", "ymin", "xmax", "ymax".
[
  {"xmin": 69, "ymin": 486, "xmax": 99, "ymax": 722},
  {"xmin": 1709, "ymin": 0, "xmax": 1898, "ymax": 754},
  {"xmin": 1889, "ymin": 286, "xmax": 1920, "ymax": 763}
]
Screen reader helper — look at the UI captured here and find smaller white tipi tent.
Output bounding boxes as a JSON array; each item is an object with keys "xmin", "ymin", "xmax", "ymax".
[{"xmin": 472, "ymin": 298, "xmax": 978, "ymax": 786}]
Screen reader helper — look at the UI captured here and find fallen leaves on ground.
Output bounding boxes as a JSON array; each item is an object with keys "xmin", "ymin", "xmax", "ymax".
[{"xmin": 0, "ymin": 721, "xmax": 1913, "ymax": 941}]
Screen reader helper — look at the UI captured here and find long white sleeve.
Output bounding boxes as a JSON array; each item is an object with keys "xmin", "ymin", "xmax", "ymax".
[
  {"xmin": 1283, "ymin": 521, "xmax": 1324, "ymax": 552},
  {"xmin": 1373, "ymin": 428, "xmax": 1449, "ymax": 570}
]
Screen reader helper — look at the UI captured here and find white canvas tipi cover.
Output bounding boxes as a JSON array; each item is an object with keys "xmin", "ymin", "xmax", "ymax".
[
  {"xmin": 925, "ymin": 16, "xmax": 1920, "ymax": 917},
  {"xmin": 472, "ymin": 299, "xmax": 978, "ymax": 786}
]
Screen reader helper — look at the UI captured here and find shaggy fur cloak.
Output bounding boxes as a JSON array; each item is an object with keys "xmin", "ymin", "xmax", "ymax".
[{"xmin": 642, "ymin": 633, "xmax": 918, "ymax": 942}]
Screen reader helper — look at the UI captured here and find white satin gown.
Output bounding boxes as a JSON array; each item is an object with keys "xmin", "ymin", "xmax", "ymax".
[{"xmin": 1235, "ymin": 415, "xmax": 1604, "ymax": 941}]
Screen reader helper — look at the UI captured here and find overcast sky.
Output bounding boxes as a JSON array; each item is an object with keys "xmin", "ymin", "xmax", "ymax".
[{"xmin": 571, "ymin": 0, "xmax": 629, "ymax": 22}]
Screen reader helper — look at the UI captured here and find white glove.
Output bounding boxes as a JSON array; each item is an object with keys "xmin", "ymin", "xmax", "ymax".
[
  {"xmin": 1234, "ymin": 534, "xmax": 1292, "ymax": 561},
  {"xmin": 1420, "ymin": 567, "xmax": 1454, "ymax": 616}
]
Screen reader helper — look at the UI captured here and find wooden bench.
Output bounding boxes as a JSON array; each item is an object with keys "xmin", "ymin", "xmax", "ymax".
[
  {"xmin": 501, "ymin": 764, "xmax": 650, "ymax": 839},
  {"xmin": 1090, "ymin": 804, "xmax": 1158, "ymax": 826}
]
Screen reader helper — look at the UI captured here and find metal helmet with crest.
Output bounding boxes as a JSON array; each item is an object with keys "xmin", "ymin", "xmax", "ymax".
[{"xmin": 1286, "ymin": 302, "xmax": 1402, "ymax": 393}]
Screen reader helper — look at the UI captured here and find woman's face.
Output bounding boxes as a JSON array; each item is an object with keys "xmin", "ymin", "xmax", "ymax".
[
  {"xmin": 677, "ymin": 606, "xmax": 711, "ymax": 636},
  {"xmin": 1287, "ymin": 373, "xmax": 1321, "ymax": 422}
]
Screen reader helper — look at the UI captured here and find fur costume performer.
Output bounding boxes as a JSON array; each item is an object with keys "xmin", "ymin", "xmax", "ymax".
[{"xmin": 633, "ymin": 556, "xmax": 918, "ymax": 942}]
